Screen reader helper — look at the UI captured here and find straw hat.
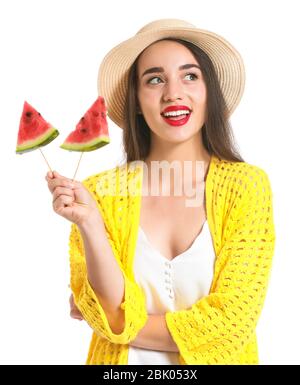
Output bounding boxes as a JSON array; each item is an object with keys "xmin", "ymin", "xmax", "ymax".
[{"xmin": 97, "ymin": 18, "xmax": 245, "ymax": 129}]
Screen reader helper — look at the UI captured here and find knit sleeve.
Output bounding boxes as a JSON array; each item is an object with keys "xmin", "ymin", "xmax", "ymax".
[
  {"xmin": 68, "ymin": 222, "xmax": 148, "ymax": 345},
  {"xmin": 165, "ymin": 168, "xmax": 276, "ymax": 364}
]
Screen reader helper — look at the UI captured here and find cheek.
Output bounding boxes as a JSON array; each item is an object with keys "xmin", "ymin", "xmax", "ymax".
[
  {"xmin": 200, "ymin": 83, "xmax": 207, "ymax": 102},
  {"xmin": 189, "ymin": 83, "xmax": 207, "ymax": 104},
  {"xmin": 138, "ymin": 89, "xmax": 161, "ymax": 114}
]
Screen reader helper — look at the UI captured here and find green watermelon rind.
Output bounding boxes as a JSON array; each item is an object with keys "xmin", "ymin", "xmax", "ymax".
[
  {"xmin": 16, "ymin": 127, "xmax": 59, "ymax": 154},
  {"xmin": 60, "ymin": 136, "xmax": 110, "ymax": 152}
]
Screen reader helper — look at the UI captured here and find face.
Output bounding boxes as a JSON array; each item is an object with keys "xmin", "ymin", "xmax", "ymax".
[{"xmin": 137, "ymin": 40, "xmax": 207, "ymax": 144}]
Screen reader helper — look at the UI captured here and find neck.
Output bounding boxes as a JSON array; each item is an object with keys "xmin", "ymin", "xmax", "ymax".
[{"xmin": 143, "ymin": 134, "xmax": 212, "ymax": 191}]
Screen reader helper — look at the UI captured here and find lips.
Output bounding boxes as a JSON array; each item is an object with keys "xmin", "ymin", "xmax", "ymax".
[
  {"xmin": 162, "ymin": 112, "xmax": 192, "ymax": 127},
  {"xmin": 161, "ymin": 105, "xmax": 192, "ymax": 114}
]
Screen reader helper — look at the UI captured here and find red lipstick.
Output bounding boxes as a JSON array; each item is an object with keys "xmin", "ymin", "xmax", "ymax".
[
  {"xmin": 161, "ymin": 105, "xmax": 191, "ymax": 114},
  {"xmin": 162, "ymin": 114, "xmax": 191, "ymax": 126},
  {"xmin": 161, "ymin": 105, "xmax": 192, "ymax": 127}
]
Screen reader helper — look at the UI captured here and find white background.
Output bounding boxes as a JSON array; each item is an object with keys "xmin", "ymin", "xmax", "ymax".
[{"xmin": 0, "ymin": 0, "xmax": 299, "ymax": 365}]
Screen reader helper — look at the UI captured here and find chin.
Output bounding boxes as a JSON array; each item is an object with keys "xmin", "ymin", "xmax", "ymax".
[{"xmin": 162, "ymin": 132, "xmax": 193, "ymax": 143}]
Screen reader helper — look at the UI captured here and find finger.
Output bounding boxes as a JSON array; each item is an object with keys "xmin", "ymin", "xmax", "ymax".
[
  {"xmin": 72, "ymin": 315, "xmax": 83, "ymax": 321},
  {"xmin": 53, "ymin": 195, "xmax": 74, "ymax": 211},
  {"xmin": 69, "ymin": 294, "xmax": 75, "ymax": 307},
  {"xmin": 52, "ymin": 187, "xmax": 75, "ymax": 203},
  {"xmin": 48, "ymin": 177, "xmax": 75, "ymax": 194},
  {"xmin": 70, "ymin": 309, "xmax": 84, "ymax": 320},
  {"xmin": 70, "ymin": 305, "xmax": 81, "ymax": 314},
  {"xmin": 53, "ymin": 171, "xmax": 63, "ymax": 179},
  {"xmin": 53, "ymin": 194, "xmax": 74, "ymax": 207},
  {"xmin": 53, "ymin": 171, "xmax": 76, "ymax": 183},
  {"xmin": 53, "ymin": 170, "xmax": 80, "ymax": 183},
  {"xmin": 71, "ymin": 313, "xmax": 83, "ymax": 321},
  {"xmin": 45, "ymin": 171, "xmax": 54, "ymax": 180},
  {"xmin": 48, "ymin": 175, "xmax": 81, "ymax": 190}
]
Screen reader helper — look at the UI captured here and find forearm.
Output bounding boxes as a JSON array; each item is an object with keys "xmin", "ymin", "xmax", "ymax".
[
  {"xmin": 78, "ymin": 214, "xmax": 125, "ymax": 331},
  {"xmin": 129, "ymin": 314, "xmax": 179, "ymax": 353}
]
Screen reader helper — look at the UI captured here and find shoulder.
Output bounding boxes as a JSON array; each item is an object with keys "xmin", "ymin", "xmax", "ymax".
[
  {"xmin": 212, "ymin": 156, "xmax": 273, "ymax": 213},
  {"xmin": 214, "ymin": 156, "xmax": 272, "ymax": 190},
  {"xmin": 80, "ymin": 161, "xmax": 142, "ymax": 197},
  {"xmin": 81, "ymin": 166, "xmax": 116, "ymax": 187},
  {"xmin": 79, "ymin": 166, "xmax": 120, "ymax": 200}
]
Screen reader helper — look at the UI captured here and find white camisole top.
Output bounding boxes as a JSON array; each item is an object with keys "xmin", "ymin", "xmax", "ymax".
[{"xmin": 127, "ymin": 218, "xmax": 216, "ymax": 365}]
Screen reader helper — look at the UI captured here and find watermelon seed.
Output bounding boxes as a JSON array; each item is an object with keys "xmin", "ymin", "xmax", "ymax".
[
  {"xmin": 26, "ymin": 112, "xmax": 32, "ymax": 117},
  {"xmin": 81, "ymin": 117, "xmax": 85, "ymax": 121},
  {"xmin": 80, "ymin": 128, "xmax": 88, "ymax": 134}
]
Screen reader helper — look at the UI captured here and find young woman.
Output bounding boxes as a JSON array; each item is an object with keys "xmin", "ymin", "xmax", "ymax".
[{"xmin": 46, "ymin": 19, "xmax": 276, "ymax": 365}]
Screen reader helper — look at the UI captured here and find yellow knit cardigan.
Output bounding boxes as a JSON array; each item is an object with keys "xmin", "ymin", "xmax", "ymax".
[{"xmin": 68, "ymin": 154, "xmax": 276, "ymax": 365}]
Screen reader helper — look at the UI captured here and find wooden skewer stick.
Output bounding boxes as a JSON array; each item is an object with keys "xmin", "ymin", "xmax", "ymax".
[
  {"xmin": 76, "ymin": 201, "xmax": 89, "ymax": 206},
  {"xmin": 72, "ymin": 151, "xmax": 84, "ymax": 182},
  {"xmin": 71, "ymin": 152, "xmax": 88, "ymax": 206},
  {"xmin": 39, "ymin": 148, "xmax": 53, "ymax": 173},
  {"xmin": 40, "ymin": 148, "xmax": 87, "ymax": 207}
]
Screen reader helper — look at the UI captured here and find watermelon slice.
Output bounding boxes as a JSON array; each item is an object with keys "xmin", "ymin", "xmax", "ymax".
[
  {"xmin": 16, "ymin": 101, "xmax": 59, "ymax": 154},
  {"xmin": 60, "ymin": 96, "xmax": 110, "ymax": 152}
]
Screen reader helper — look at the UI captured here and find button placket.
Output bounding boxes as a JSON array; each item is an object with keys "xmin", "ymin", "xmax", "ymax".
[{"xmin": 164, "ymin": 261, "xmax": 175, "ymax": 299}]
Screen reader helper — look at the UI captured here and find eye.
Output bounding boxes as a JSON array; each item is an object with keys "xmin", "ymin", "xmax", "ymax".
[
  {"xmin": 146, "ymin": 72, "xmax": 198, "ymax": 84},
  {"xmin": 147, "ymin": 76, "xmax": 162, "ymax": 85},
  {"xmin": 184, "ymin": 73, "xmax": 198, "ymax": 81}
]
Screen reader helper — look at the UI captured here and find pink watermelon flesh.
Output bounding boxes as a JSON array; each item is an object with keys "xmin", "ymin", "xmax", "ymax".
[
  {"xmin": 60, "ymin": 96, "xmax": 110, "ymax": 152},
  {"xmin": 16, "ymin": 101, "xmax": 59, "ymax": 154}
]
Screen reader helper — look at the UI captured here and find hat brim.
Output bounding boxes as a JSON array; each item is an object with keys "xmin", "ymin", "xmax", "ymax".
[{"xmin": 98, "ymin": 27, "xmax": 245, "ymax": 129}]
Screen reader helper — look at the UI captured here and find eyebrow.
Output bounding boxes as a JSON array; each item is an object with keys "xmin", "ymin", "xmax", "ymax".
[{"xmin": 141, "ymin": 64, "xmax": 201, "ymax": 77}]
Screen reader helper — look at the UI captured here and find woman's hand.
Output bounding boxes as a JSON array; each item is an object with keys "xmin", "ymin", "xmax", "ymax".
[
  {"xmin": 46, "ymin": 171, "xmax": 101, "ymax": 226},
  {"xmin": 69, "ymin": 293, "xmax": 84, "ymax": 321}
]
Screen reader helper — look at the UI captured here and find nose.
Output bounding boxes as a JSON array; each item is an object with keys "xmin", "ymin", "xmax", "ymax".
[{"xmin": 162, "ymin": 78, "xmax": 184, "ymax": 102}]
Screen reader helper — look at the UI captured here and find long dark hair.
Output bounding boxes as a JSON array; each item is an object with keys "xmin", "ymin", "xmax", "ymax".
[{"xmin": 122, "ymin": 37, "xmax": 245, "ymax": 164}]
